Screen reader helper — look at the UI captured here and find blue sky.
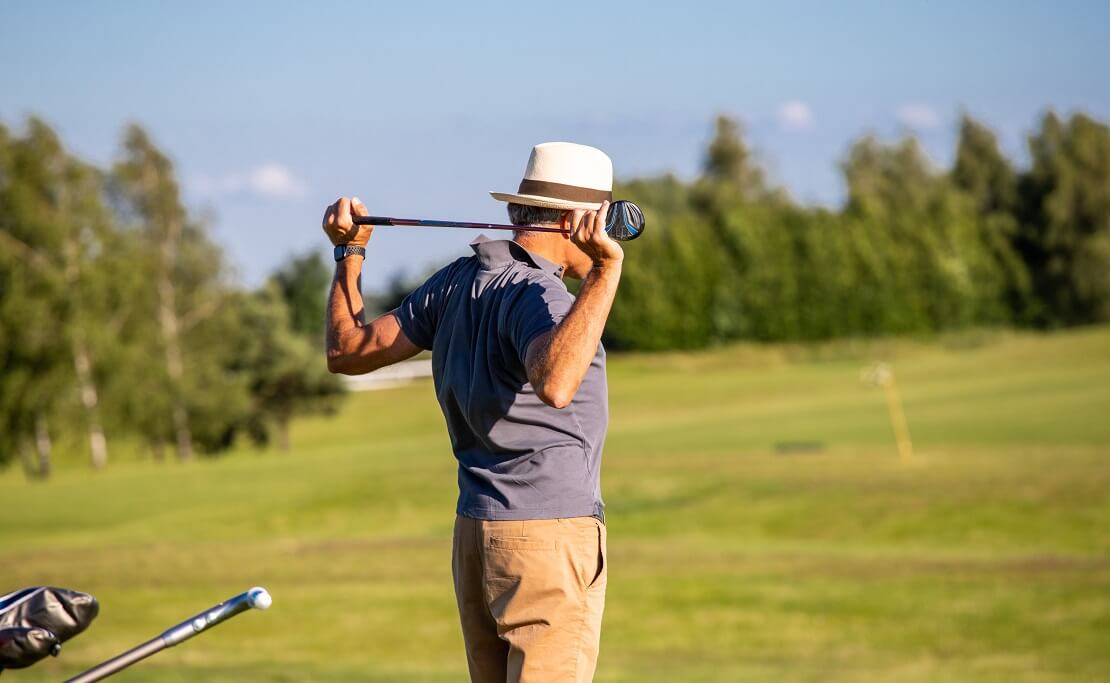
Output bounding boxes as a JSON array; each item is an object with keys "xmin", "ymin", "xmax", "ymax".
[{"xmin": 2, "ymin": 1, "xmax": 1108, "ymax": 287}]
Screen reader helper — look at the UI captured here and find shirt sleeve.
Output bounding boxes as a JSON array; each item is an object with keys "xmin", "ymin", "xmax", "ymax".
[
  {"xmin": 392, "ymin": 260, "xmax": 460, "ymax": 350},
  {"xmin": 506, "ymin": 279, "xmax": 574, "ymax": 366}
]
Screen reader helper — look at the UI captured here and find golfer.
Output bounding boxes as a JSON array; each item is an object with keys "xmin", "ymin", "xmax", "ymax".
[{"xmin": 322, "ymin": 142, "xmax": 622, "ymax": 683}]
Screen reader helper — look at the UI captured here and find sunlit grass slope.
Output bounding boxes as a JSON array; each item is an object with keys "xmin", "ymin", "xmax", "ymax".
[{"xmin": 3, "ymin": 327, "xmax": 1108, "ymax": 682}]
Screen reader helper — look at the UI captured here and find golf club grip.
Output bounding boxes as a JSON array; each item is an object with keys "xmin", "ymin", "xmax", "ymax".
[
  {"xmin": 353, "ymin": 216, "xmax": 395, "ymax": 225},
  {"xmin": 159, "ymin": 590, "xmax": 258, "ymax": 647}
]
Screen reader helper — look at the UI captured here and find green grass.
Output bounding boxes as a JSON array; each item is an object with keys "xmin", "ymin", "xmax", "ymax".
[{"xmin": 2, "ymin": 327, "xmax": 1109, "ymax": 682}]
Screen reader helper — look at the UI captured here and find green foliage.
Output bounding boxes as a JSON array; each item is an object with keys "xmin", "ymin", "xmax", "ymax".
[
  {"xmin": 1017, "ymin": 112, "xmax": 1110, "ymax": 326},
  {"xmin": 271, "ymin": 249, "xmax": 331, "ymax": 342},
  {"xmin": 109, "ymin": 123, "xmax": 232, "ymax": 458},
  {"xmin": 951, "ymin": 114, "xmax": 1034, "ymax": 323},
  {"xmin": 0, "ymin": 119, "xmax": 80, "ymax": 470},
  {"xmin": 224, "ymin": 284, "xmax": 345, "ymax": 449},
  {"xmin": 0, "ymin": 118, "xmax": 347, "ymax": 470},
  {"xmin": 841, "ymin": 135, "xmax": 1011, "ymax": 331},
  {"xmin": 953, "ymin": 114, "xmax": 1018, "ymax": 215},
  {"xmin": 608, "ymin": 112, "xmax": 1109, "ymax": 350},
  {"xmin": 606, "ymin": 179, "xmax": 722, "ymax": 349},
  {"xmin": 700, "ymin": 115, "xmax": 770, "ymax": 200}
]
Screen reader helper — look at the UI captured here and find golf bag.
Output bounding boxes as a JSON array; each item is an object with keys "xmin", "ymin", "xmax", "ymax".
[{"xmin": 0, "ymin": 586, "xmax": 99, "ymax": 673}]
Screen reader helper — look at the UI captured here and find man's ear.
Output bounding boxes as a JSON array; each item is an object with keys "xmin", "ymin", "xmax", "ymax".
[{"xmin": 561, "ymin": 211, "xmax": 571, "ymax": 229}]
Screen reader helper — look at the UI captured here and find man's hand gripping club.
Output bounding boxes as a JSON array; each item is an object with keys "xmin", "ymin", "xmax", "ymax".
[
  {"xmin": 565, "ymin": 199, "xmax": 625, "ymax": 268},
  {"xmin": 322, "ymin": 196, "xmax": 373, "ymax": 247}
]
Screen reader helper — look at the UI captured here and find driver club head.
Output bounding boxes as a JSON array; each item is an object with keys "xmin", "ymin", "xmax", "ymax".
[{"xmin": 604, "ymin": 200, "xmax": 645, "ymax": 241}]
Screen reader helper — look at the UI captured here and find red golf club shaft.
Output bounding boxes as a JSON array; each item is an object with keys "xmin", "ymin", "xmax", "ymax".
[{"xmin": 352, "ymin": 215, "xmax": 568, "ymax": 235}]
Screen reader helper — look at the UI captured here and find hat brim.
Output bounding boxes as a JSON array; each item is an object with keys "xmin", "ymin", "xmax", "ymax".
[{"xmin": 489, "ymin": 191, "xmax": 603, "ymax": 211}]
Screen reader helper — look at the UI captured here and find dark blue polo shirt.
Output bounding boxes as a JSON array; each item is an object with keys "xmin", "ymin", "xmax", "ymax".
[{"xmin": 393, "ymin": 237, "xmax": 607, "ymax": 521}]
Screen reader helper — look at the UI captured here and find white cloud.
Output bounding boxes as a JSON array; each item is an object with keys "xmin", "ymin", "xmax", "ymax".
[
  {"xmin": 246, "ymin": 164, "xmax": 306, "ymax": 197},
  {"xmin": 896, "ymin": 103, "xmax": 942, "ymax": 130},
  {"xmin": 190, "ymin": 163, "xmax": 307, "ymax": 200},
  {"xmin": 778, "ymin": 100, "xmax": 815, "ymax": 131}
]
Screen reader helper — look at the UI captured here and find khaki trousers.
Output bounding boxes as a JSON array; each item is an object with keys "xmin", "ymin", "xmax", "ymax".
[{"xmin": 452, "ymin": 515, "xmax": 607, "ymax": 683}]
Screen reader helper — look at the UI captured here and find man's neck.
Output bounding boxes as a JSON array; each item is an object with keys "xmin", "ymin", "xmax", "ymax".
[{"xmin": 512, "ymin": 232, "xmax": 569, "ymax": 278}]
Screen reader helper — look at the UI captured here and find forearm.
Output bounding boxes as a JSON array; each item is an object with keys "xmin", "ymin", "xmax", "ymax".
[
  {"xmin": 326, "ymin": 256, "xmax": 366, "ymax": 370},
  {"xmin": 529, "ymin": 263, "xmax": 622, "ymax": 408}
]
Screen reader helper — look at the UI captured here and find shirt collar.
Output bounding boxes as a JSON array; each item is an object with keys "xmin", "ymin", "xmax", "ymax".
[{"xmin": 470, "ymin": 235, "xmax": 565, "ymax": 278}]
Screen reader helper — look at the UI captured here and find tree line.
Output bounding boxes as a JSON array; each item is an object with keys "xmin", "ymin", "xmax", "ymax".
[
  {"xmin": 608, "ymin": 112, "xmax": 1110, "ymax": 349},
  {"xmin": 0, "ymin": 119, "xmax": 343, "ymax": 477},
  {"xmin": 3, "ymin": 110, "xmax": 1108, "ymax": 474}
]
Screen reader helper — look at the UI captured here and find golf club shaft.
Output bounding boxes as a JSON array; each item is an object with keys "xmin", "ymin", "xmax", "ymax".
[
  {"xmin": 353, "ymin": 215, "xmax": 567, "ymax": 235},
  {"xmin": 63, "ymin": 588, "xmax": 271, "ymax": 683},
  {"xmin": 63, "ymin": 636, "xmax": 165, "ymax": 683}
]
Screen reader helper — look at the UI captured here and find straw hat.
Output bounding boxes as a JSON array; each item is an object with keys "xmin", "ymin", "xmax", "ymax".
[{"xmin": 490, "ymin": 142, "xmax": 613, "ymax": 211}]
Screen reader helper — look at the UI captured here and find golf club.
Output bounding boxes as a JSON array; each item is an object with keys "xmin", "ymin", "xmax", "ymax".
[
  {"xmin": 353, "ymin": 199, "xmax": 646, "ymax": 242},
  {"xmin": 63, "ymin": 587, "xmax": 272, "ymax": 683}
]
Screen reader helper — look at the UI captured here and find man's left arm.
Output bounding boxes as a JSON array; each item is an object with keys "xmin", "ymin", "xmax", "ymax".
[{"xmin": 323, "ymin": 196, "xmax": 421, "ymax": 375}]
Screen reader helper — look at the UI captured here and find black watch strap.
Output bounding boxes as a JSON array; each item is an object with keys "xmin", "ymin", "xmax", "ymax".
[{"xmin": 334, "ymin": 244, "xmax": 366, "ymax": 261}]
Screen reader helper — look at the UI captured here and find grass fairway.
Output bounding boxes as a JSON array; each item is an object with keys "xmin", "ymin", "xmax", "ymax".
[{"xmin": 3, "ymin": 327, "xmax": 1109, "ymax": 682}]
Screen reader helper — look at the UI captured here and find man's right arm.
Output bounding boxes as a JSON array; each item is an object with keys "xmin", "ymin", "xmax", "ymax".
[
  {"xmin": 524, "ymin": 264, "xmax": 621, "ymax": 408},
  {"xmin": 323, "ymin": 197, "xmax": 421, "ymax": 375},
  {"xmin": 525, "ymin": 202, "xmax": 623, "ymax": 409}
]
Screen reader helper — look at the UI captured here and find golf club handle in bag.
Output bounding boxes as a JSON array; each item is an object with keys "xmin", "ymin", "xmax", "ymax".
[{"xmin": 63, "ymin": 587, "xmax": 271, "ymax": 683}]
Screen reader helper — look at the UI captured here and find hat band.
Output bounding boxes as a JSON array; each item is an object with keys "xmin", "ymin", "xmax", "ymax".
[{"xmin": 517, "ymin": 179, "xmax": 612, "ymax": 203}]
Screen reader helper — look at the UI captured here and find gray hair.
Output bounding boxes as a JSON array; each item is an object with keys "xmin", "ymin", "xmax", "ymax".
[{"xmin": 507, "ymin": 203, "xmax": 567, "ymax": 227}]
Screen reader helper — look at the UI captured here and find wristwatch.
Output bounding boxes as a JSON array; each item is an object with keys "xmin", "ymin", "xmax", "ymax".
[{"xmin": 334, "ymin": 244, "xmax": 366, "ymax": 261}]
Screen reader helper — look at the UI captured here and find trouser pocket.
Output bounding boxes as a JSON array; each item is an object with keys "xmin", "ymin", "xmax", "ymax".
[{"xmin": 585, "ymin": 519, "xmax": 607, "ymax": 591}]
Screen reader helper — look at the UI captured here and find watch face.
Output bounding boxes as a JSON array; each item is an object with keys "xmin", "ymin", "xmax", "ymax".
[{"xmin": 334, "ymin": 245, "xmax": 346, "ymax": 261}]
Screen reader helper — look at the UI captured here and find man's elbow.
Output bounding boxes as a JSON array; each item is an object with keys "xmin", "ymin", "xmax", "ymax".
[
  {"xmin": 535, "ymin": 383, "xmax": 575, "ymax": 410},
  {"xmin": 326, "ymin": 352, "xmax": 355, "ymax": 375}
]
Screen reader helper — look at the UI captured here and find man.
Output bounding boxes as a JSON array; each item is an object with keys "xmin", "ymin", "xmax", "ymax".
[{"xmin": 322, "ymin": 142, "xmax": 622, "ymax": 683}]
